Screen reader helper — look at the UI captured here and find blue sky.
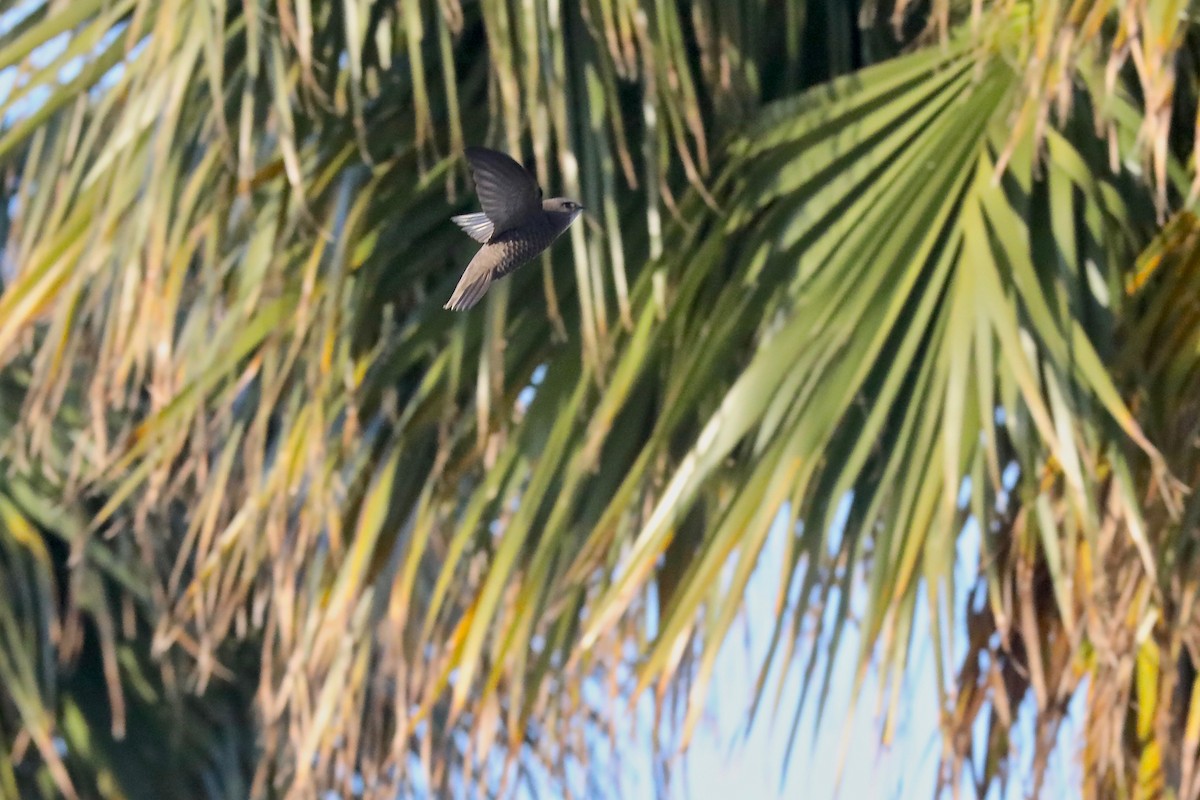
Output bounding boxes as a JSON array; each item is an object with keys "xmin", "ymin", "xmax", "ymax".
[
  {"xmin": 641, "ymin": 510, "xmax": 1087, "ymax": 800},
  {"xmin": 664, "ymin": 509, "xmax": 946, "ymax": 800}
]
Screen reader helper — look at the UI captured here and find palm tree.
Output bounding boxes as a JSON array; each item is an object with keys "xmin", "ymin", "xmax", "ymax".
[{"xmin": 1, "ymin": 0, "xmax": 1198, "ymax": 797}]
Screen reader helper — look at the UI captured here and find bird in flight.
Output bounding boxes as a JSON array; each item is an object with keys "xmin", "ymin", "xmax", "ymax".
[{"xmin": 444, "ymin": 146, "xmax": 584, "ymax": 311}]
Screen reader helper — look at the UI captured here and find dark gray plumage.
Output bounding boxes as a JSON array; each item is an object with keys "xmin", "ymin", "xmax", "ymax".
[{"xmin": 445, "ymin": 146, "xmax": 583, "ymax": 311}]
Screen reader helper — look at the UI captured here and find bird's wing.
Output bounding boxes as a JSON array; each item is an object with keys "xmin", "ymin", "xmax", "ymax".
[
  {"xmin": 450, "ymin": 212, "xmax": 494, "ymax": 243},
  {"xmin": 463, "ymin": 146, "xmax": 543, "ymax": 237}
]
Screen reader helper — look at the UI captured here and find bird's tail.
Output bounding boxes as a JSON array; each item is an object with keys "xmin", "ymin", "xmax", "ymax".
[{"xmin": 443, "ymin": 265, "xmax": 493, "ymax": 311}]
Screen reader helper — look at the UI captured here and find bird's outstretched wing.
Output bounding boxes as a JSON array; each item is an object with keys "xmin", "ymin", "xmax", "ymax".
[
  {"xmin": 462, "ymin": 146, "xmax": 543, "ymax": 238},
  {"xmin": 450, "ymin": 211, "xmax": 494, "ymax": 243}
]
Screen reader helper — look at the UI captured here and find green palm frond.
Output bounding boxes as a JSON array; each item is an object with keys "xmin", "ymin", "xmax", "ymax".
[{"xmin": 576, "ymin": 20, "xmax": 1176, "ymax": 758}]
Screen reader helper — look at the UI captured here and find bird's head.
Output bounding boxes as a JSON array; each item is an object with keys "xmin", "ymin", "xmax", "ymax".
[{"xmin": 543, "ymin": 197, "xmax": 585, "ymax": 229}]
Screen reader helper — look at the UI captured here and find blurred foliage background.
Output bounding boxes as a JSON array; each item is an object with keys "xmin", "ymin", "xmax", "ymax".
[{"xmin": 2, "ymin": 0, "xmax": 1200, "ymax": 797}]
